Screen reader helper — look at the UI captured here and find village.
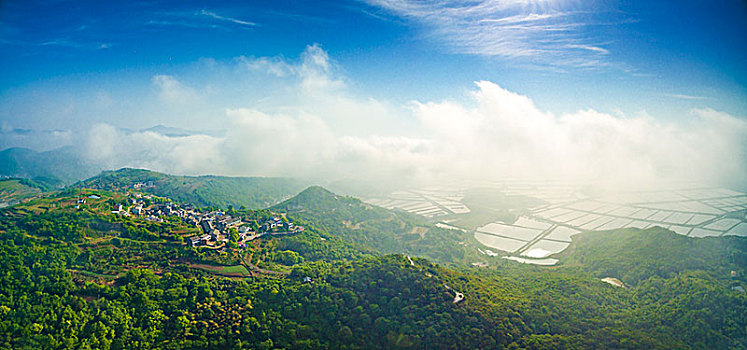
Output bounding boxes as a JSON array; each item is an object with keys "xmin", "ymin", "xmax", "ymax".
[{"xmin": 78, "ymin": 185, "xmax": 304, "ymax": 250}]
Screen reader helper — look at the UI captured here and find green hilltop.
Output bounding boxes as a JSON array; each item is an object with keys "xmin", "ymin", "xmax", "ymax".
[{"xmin": 271, "ymin": 185, "xmax": 479, "ymax": 265}]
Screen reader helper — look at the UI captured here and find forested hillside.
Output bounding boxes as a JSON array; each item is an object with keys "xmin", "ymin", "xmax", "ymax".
[
  {"xmin": 0, "ymin": 187, "xmax": 744, "ymax": 349},
  {"xmin": 271, "ymin": 186, "xmax": 479, "ymax": 264},
  {"xmin": 559, "ymin": 227, "xmax": 747, "ymax": 286},
  {"xmin": 74, "ymin": 168, "xmax": 309, "ymax": 209}
]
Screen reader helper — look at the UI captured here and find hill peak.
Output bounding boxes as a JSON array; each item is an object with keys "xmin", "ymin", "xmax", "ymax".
[
  {"xmin": 110, "ymin": 167, "xmax": 159, "ymax": 175},
  {"xmin": 298, "ymin": 185, "xmax": 336, "ymax": 197},
  {"xmin": 272, "ymin": 185, "xmax": 348, "ymax": 212},
  {"xmin": 288, "ymin": 185, "xmax": 340, "ymax": 204},
  {"xmin": 0, "ymin": 147, "xmax": 35, "ymax": 155}
]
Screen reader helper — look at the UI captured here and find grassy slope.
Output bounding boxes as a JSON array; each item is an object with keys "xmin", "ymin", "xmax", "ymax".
[{"xmin": 0, "ymin": 179, "xmax": 42, "ymax": 205}]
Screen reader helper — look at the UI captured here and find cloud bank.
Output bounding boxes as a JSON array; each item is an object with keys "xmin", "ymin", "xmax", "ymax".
[{"xmin": 7, "ymin": 45, "xmax": 747, "ymax": 190}]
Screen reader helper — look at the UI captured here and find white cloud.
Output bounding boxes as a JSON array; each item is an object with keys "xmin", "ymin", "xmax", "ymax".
[
  {"xmin": 200, "ymin": 9, "xmax": 258, "ymax": 28},
  {"xmin": 0, "ymin": 123, "xmax": 73, "ymax": 151},
  {"xmin": 83, "ymin": 123, "xmax": 224, "ymax": 176},
  {"xmin": 409, "ymin": 82, "xmax": 746, "ymax": 188},
  {"xmin": 565, "ymin": 44, "xmax": 609, "ymax": 55},
  {"xmin": 236, "ymin": 56, "xmax": 296, "ymax": 77},
  {"xmin": 364, "ymin": 0, "xmax": 615, "ymax": 68},
  {"xmin": 146, "ymin": 9, "xmax": 258, "ymax": 31},
  {"xmin": 151, "ymin": 75, "xmax": 199, "ymax": 104},
  {"xmin": 19, "ymin": 45, "xmax": 743, "ymax": 190},
  {"xmin": 80, "ymin": 80, "xmax": 747, "ymax": 190},
  {"xmin": 221, "ymin": 108, "xmax": 336, "ymax": 176},
  {"xmin": 664, "ymin": 93, "xmax": 709, "ymax": 100}
]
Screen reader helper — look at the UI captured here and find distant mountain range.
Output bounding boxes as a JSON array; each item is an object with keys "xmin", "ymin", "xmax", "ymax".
[
  {"xmin": 0, "ymin": 124, "xmax": 226, "ymax": 186},
  {"xmin": 136, "ymin": 124, "xmax": 225, "ymax": 138},
  {"xmin": 0, "ymin": 146, "xmax": 102, "ymax": 186},
  {"xmin": 0, "ymin": 141, "xmax": 313, "ymax": 209},
  {"xmin": 74, "ymin": 167, "xmax": 309, "ymax": 209}
]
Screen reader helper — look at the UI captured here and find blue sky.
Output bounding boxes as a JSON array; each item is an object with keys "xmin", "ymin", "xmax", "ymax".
[
  {"xmin": 0, "ymin": 0, "xmax": 746, "ymax": 187},
  {"xmin": 2, "ymin": 0, "xmax": 746, "ymax": 117}
]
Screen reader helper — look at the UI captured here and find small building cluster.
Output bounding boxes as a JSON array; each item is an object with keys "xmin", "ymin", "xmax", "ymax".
[
  {"xmin": 119, "ymin": 192, "xmax": 304, "ymax": 248},
  {"xmin": 75, "ymin": 197, "xmax": 86, "ymax": 209},
  {"xmin": 132, "ymin": 181, "xmax": 155, "ymax": 190}
]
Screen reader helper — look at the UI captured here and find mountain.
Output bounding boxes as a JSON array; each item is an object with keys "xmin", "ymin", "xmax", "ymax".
[
  {"xmin": 75, "ymin": 168, "xmax": 309, "ymax": 209},
  {"xmin": 138, "ymin": 124, "xmax": 225, "ymax": 138},
  {"xmin": 271, "ymin": 185, "xmax": 344, "ymax": 211},
  {"xmin": 0, "ymin": 146, "xmax": 101, "ymax": 185},
  {"xmin": 272, "ymin": 186, "xmax": 482, "ymax": 264}
]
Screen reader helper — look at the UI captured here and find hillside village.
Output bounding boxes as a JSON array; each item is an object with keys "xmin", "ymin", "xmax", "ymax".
[{"xmin": 78, "ymin": 184, "xmax": 304, "ymax": 249}]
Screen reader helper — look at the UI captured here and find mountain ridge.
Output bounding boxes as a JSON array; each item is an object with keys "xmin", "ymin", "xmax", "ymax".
[
  {"xmin": 0, "ymin": 146, "xmax": 101, "ymax": 185},
  {"xmin": 75, "ymin": 167, "xmax": 310, "ymax": 209}
]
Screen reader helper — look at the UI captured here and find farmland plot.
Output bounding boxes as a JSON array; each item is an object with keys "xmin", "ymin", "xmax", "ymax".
[
  {"xmin": 476, "ymin": 223, "xmax": 543, "ymax": 241},
  {"xmin": 521, "ymin": 240, "xmax": 570, "ymax": 258},
  {"xmin": 474, "ymin": 232, "xmax": 526, "ymax": 253},
  {"xmin": 544, "ymin": 226, "xmax": 580, "ymax": 242}
]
